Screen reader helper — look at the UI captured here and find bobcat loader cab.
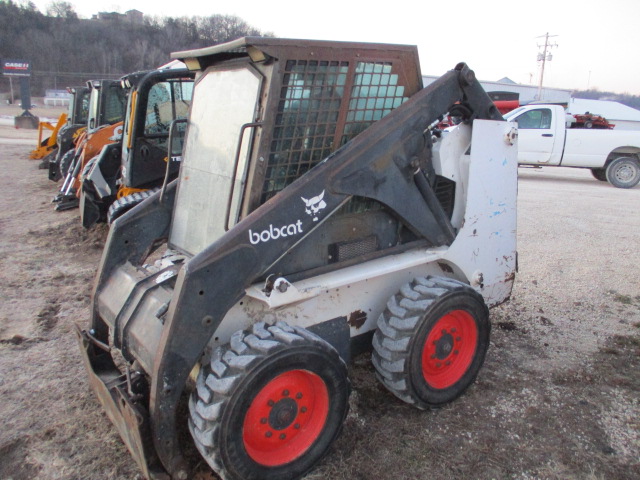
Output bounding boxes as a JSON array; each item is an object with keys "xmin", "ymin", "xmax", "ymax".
[{"xmin": 78, "ymin": 37, "xmax": 518, "ymax": 480}]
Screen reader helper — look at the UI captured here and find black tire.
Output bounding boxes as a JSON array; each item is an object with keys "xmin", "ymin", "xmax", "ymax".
[
  {"xmin": 372, "ymin": 275, "xmax": 490, "ymax": 409},
  {"xmin": 590, "ymin": 168, "xmax": 607, "ymax": 182},
  {"xmin": 189, "ymin": 322, "xmax": 350, "ymax": 480},
  {"xmin": 59, "ymin": 149, "xmax": 76, "ymax": 179},
  {"xmin": 605, "ymin": 157, "xmax": 640, "ymax": 188},
  {"xmin": 107, "ymin": 188, "xmax": 159, "ymax": 224}
]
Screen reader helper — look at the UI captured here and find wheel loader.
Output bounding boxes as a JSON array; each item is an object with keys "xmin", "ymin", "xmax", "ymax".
[
  {"xmin": 77, "ymin": 37, "xmax": 518, "ymax": 480},
  {"xmin": 48, "ymin": 86, "xmax": 90, "ymax": 182},
  {"xmin": 53, "ymin": 79, "xmax": 127, "ymax": 211},
  {"xmin": 79, "ymin": 68, "xmax": 194, "ymax": 228}
]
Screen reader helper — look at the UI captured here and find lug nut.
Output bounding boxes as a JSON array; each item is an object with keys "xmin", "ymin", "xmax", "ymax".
[
  {"xmin": 445, "ymin": 361, "xmax": 451, "ymax": 366},
  {"xmin": 454, "ymin": 350, "xmax": 459, "ymax": 355},
  {"xmin": 280, "ymin": 433, "xmax": 286, "ymax": 440},
  {"xmin": 296, "ymin": 392, "xmax": 303, "ymax": 399},
  {"xmin": 456, "ymin": 337, "xmax": 462, "ymax": 342},
  {"xmin": 282, "ymin": 390, "xmax": 289, "ymax": 396},
  {"xmin": 430, "ymin": 354, "xmax": 436, "ymax": 359},
  {"xmin": 265, "ymin": 431, "xmax": 272, "ymax": 438},
  {"xmin": 451, "ymin": 328, "xmax": 457, "ymax": 333},
  {"xmin": 268, "ymin": 400, "xmax": 275, "ymax": 406},
  {"xmin": 294, "ymin": 423, "xmax": 300, "ymax": 429},
  {"xmin": 301, "ymin": 407, "xmax": 308, "ymax": 413},
  {"xmin": 436, "ymin": 362, "xmax": 442, "ymax": 368},
  {"xmin": 260, "ymin": 418, "xmax": 267, "ymax": 424}
]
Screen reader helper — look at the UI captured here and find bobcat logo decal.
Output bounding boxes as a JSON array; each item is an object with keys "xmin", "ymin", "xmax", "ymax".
[{"xmin": 301, "ymin": 190, "xmax": 327, "ymax": 222}]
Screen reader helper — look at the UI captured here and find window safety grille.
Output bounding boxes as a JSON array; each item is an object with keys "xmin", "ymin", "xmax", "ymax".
[
  {"xmin": 341, "ymin": 62, "xmax": 409, "ymax": 145},
  {"xmin": 261, "ymin": 60, "xmax": 348, "ymax": 203},
  {"xmin": 261, "ymin": 60, "xmax": 410, "ymax": 205}
]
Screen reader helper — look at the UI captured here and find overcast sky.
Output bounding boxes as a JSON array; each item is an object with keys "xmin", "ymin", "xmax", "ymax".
[{"xmin": 30, "ymin": 0, "xmax": 640, "ymax": 95}]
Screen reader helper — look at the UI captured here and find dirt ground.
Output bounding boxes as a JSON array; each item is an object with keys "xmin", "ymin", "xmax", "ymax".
[{"xmin": 0, "ymin": 120, "xmax": 638, "ymax": 480}]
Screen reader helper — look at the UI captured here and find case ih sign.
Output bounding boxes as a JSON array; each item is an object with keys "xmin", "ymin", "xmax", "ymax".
[{"xmin": 2, "ymin": 59, "xmax": 31, "ymax": 76}]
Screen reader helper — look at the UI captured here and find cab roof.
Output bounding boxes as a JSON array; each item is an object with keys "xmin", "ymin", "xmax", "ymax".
[{"xmin": 171, "ymin": 36, "xmax": 420, "ymax": 73}]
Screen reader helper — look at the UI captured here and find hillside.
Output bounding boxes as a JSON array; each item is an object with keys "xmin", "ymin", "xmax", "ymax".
[{"xmin": 0, "ymin": 0, "xmax": 268, "ymax": 95}]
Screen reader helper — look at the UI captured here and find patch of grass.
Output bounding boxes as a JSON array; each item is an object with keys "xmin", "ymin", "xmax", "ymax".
[
  {"xmin": 613, "ymin": 293, "xmax": 633, "ymax": 305},
  {"xmin": 613, "ymin": 335, "xmax": 640, "ymax": 348},
  {"xmin": 600, "ymin": 347, "xmax": 620, "ymax": 355}
]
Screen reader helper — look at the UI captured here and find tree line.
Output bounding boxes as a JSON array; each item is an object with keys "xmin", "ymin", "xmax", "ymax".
[
  {"xmin": 571, "ymin": 89, "xmax": 640, "ymax": 112},
  {"xmin": 0, "ymin": 0, "xmax": 269, "ymax": 96},
  {"xmin": 2, "ymin": 1, "xmax": 639, "ymax": 112}
]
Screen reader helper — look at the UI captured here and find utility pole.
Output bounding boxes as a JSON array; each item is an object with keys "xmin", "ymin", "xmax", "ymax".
[{"xmin": 536, "ymin": 32, "xmax": 558, "ymax": 100}]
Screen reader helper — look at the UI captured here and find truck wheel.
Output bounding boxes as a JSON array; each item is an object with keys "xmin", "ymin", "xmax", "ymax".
[
  {"xmin": 372, "ymin": 276, "xmax": 490, "ymax": 409},
  {"xmin": 189, "ymin": 322, "xmax": 350, "ymax": 480},
  {"xmin": 606, "ymin": 157, "xmax": 640, "ymax": 188},
  {"xmin": 590, "ymin": 168, "xmax": 607, "ymax": 182}
]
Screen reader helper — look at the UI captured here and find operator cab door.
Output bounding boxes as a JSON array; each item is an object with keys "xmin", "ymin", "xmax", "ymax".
[
  {"xmin": 122, "ymin": 74, "xmax": 194, "ymax": 189},
  {"xmin": 169, "ymin": 64, "xmax": 262, "ymax": 256},
  {"xmin": 511, "ymin": 107, "xmax": 559, "ymax": 164}
]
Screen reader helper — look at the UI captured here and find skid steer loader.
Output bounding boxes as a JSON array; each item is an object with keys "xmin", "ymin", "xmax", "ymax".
[
  {"xmin": 53, "ymin": 79, "xmax": 127, "ymax": 211},
  {"xmin": 48, "ymin": 86, "xmax": 90, "ymax": 182},
  {"xmin": 79, "ymin": 68, "xmax": 194, "ymax": 228},
  {"xmin": 77, "ymin": 37, "xmax": 517, "ymax": 480}
]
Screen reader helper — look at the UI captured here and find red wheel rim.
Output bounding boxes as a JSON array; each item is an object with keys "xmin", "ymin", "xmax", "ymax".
[
  {"xmin": 421, "ymin": 310, "xmax": 478, "ymax": 389},
  {"xmin": 242, "ymin": 369, "xmax": 329, "ymax": 466}
]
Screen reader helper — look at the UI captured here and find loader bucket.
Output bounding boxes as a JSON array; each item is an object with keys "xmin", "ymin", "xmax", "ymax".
[{"xmin": 75, "ymin": 325, "xmax": 169, "ymax": 480}]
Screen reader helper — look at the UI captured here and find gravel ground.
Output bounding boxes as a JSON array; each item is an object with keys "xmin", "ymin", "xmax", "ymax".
[{"xmin": 0, "ymin": 127, "xmax": 638, "ymax": 479}]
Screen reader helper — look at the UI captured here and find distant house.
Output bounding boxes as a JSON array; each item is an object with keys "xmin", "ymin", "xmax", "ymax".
[
  {"xmin": 567, "ymin": 98, "xmax": 640, "ymax": 131},
  {"xmin": 92, "ymin": 9, "xmax": 144, "ymax": 24}
]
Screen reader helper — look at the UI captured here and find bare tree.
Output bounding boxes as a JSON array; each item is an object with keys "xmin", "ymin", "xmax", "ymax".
[{"xmin": 46, "ymin": 1, "xmax": 77, "ymax": 19}]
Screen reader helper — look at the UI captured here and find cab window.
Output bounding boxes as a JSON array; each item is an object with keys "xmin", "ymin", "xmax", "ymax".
[{"xmin": 515, "ymin": 108, "xmax": 552, "ymax": 129}]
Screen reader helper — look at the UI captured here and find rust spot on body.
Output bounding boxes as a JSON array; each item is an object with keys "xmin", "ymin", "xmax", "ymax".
[{"xmin": 348, "ymin": 310, "xmax": 367, "ymax": 329}]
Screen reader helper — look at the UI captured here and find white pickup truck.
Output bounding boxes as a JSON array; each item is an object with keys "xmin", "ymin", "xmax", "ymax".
[{"xmin": 504, "ymin": 104, "xmax": 640, "ymax": 188}]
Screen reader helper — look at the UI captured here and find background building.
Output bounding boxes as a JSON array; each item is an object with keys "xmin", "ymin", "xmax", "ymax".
[{"xmin": 422, "ymin": 75, "xmax": 640, "ymax": 130}]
